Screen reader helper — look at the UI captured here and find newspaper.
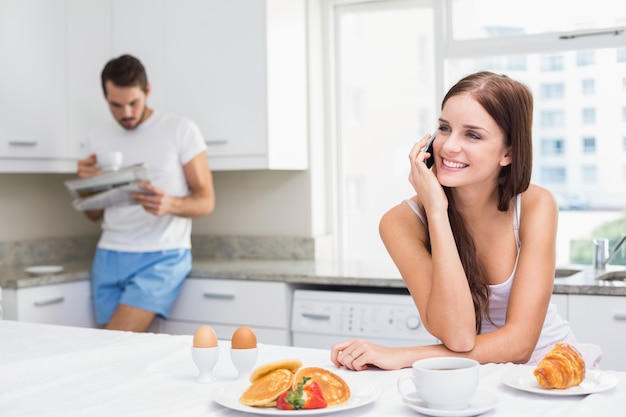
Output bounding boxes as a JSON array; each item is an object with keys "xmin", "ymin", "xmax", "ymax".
[{"xmin": 65, "ymin": 163, "xmax": 152, "ymax": 211}]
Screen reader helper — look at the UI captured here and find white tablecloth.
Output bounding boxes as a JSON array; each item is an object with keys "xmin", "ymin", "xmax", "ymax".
[{"xmin": 0, "ymin": 320, "xmax": 624, "ymax": 417}]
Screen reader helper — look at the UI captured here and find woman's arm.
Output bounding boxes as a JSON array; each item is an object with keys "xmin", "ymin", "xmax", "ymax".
[
  {"xmin": 380, "ymin": 200, "xmax": 476, "ymax": 352},
  {"xmin": 332, "ymin": 186, "xmax": 559, "ymax": 370}
]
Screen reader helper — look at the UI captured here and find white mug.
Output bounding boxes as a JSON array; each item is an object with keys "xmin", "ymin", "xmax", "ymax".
[
  {"xmin": 397, "ymin": 357, "xmax": 479, "ymax": 411},
  {"xmin": 96, "ymin": 151, "xmax": 123, "ymax": 171}
]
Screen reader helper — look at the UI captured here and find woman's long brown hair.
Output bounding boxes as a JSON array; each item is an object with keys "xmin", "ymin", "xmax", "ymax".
[{"xmin": 439, "ymin": 71, "xmax": 533, "ymax": 333}]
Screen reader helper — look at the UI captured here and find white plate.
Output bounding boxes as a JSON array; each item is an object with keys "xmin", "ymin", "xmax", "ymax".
[
  {"xmin": 24, "ymin": 265, "xmax": 64, "ymax": 276},
  {"xmin": 213, "ymin": 380, "xmax": 378, "ymax": 415},
  {"xmin": 402, "ymin": 390, "xmax": 499, "ymax": 417},
  {"xmin": 501, "ymin": 365, "xmax": 619, "ymax": 396}
]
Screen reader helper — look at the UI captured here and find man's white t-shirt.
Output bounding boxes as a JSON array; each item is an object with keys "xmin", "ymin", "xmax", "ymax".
[{"xmin": 85, "ymin": 110, "xmax": 207, "ymax": 252}]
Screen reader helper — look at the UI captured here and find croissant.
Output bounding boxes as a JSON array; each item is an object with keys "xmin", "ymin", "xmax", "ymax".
[{"xmin": 533, "ymin": 343, "xmax": 586, "ymax": 389}]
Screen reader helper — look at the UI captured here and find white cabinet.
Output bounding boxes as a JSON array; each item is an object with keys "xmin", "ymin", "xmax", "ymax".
[
  {"xmin": 67, "ymin": 0, "xmax": 114, "ymax": 160},
  {"xmin": 0, "ymin": 0, "xmax": 67, "ymax": 164},
  {"xmin": 3, "ymin": 280, "xmax": 97, "ymax": 328},
  {"xmin": 0, "ymin": 0, "xmax": 112, "ymax": 173},
  {"xmin": 569, "ymin": 294, "xmax": 626, "ymax": 371},
  {"xmin": 155, "ymin": 278, "xmax": 292, "ymax": 345},
  {"xmin": 112, "ymin": 0, "xmax": 307, "ymax": 171}
]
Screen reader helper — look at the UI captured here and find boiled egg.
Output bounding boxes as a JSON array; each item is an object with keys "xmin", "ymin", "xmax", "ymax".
[
  {"xmin": 193, "ymin": 325, "xmax": 218, "ymax": 348},
  {"xmin": 231, "ymin": 326, "xmax": 257, "ymax": 349}
]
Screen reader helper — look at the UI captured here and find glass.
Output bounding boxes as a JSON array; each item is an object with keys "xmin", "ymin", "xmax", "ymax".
[
  {"xmin": 451, "ymin": 0, "xmax": 626, "ymax": 40},
  {"xmin": 335, "ymin": 2, "xmax": 436, "ymax": 264}
]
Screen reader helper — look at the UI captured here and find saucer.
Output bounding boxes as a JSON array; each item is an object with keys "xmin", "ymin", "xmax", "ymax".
[{"xmin": 403, "ymin": 390, "xmax": 499, "ymax": 416}]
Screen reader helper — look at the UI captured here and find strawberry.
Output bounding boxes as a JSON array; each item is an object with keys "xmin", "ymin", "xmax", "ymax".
[{"xmin": 276, "ymin": 376, "xmax": 328, "ymax": 410}]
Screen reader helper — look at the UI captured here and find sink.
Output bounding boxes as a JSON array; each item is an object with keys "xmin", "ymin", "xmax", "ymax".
[
  {"xmin": 596, "ymin": 270, "xmax": 626, "ymax": 282},
  {"xmin": 554, "ymin": 268, "xmax": 582, "ymax": 278}
]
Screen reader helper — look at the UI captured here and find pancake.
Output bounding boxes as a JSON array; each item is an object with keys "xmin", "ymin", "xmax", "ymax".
[
  {"xmin": 249, "ymin": 358, "xmax": 303, "ymax": 383},
  {"xmin": 239, "ymin": 368, "xmax": 294, "ymax": 407},
  {"xmin": 292, "ymin": 367, "xmax": 351, "ymax": 406}
]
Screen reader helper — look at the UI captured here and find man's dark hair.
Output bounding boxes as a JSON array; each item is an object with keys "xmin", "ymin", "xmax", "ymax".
[{"xmin": 101, "ymin": 54, "xmax": 148, "ymax": 96}]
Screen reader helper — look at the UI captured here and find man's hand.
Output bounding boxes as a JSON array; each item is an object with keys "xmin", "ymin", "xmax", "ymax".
[
  {"xmin": 77, "ymin": 153, "xmax": 102, "ymax": 178},
  {"xmin": 131, "ymin": 183, "xmax": 170, "ymax": 216}
]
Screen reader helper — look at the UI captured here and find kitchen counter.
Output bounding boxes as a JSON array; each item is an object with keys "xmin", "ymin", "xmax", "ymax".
[
  {"xmin": 2, "ymin": 258, "xmax": 626, "ymax": 296},
  {"xmin": 0, "ymin": 319, "xmax": 624, "ymax": 416}
]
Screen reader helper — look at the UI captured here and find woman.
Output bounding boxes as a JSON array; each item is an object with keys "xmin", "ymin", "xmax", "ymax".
[{"xmin": 330, "ymin": 71, "xmax": 601, "ymax": 371}]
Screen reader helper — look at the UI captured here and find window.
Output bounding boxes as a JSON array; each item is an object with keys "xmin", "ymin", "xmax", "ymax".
[
  {"xmin": 541, "ymin": 55, "xmax": 564, "ymax": 71},
  {"xmin": 582, "ymin": 165, "xmax": 597, "ymax": 183},
  {"xmin": 582, "ymin": 137, "xmax": 596, "ymax": 153},
  {"xmin": 581, "ymin": 79, "xmax": 595, "ymax": 95},
  {"xmin": 541, "ymin": 83, "xmax": 565, "ymax": 99},
  {"xmin": 582, "ymin": 108, "xmax": 596, "ymax": 124},
  {"xmin": 540, "ymin": 110, "xmax": 565, "ymax": 128},
  {"xmin": 542, "ymin": 167, "xmax": 566, "ymax": 184},
  {"xmin": 323, "ymin": 0, "xmax": 626, "ymax": 267},
  {"xmin": 576, "ymin": 51, "xmax": 596, "ymax": 66},
  {"xmin": 450, "ymin": 0, "xmax": 626, "ymax": 39},
  {"xmin": 541, "ymin": 138, "xmax": 565, "ymax": 155},
  {"xmin": 330, "ymin": 1, "xmax": 436, "ymax": 264}
]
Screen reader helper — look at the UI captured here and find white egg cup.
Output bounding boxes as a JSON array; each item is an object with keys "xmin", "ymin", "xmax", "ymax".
[
  {"xmin": 191, "ymin": 346, "xmax": 220, "ymax": 383},
  {"xmin": 230, "ymin": 347, "xmax": 258, "ymax": 379}
]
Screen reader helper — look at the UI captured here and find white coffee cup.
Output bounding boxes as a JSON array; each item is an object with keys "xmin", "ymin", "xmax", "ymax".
[
  {"xmin": 96, "ymin": 151, "xmax": 123, "ymax": 171},
  {"xmin": 397, "ymin": 357, "xmax": 479, "ymax": 411}
]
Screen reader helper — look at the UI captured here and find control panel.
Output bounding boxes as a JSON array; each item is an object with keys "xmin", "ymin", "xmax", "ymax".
[{"xmin": 292, "ymin": 290, "xmax": 437, "ymax": 345}]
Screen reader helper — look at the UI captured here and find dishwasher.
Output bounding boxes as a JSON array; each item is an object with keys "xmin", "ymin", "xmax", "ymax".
[{"xmin": 291, "ymin": 289, "xmax": 438, "ymax": 348}]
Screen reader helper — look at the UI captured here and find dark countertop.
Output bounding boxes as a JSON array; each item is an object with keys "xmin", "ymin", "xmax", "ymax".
[{"xmin": 2, "ymin": 258, "xmax": 626, "ymax": 296}]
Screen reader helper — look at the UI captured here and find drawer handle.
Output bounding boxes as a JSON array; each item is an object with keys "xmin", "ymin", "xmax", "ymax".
[
  {"xmin": 9, "ymin": 140, "xmax": 38, "ymax": 147},
  {"xmin": 34, "ymin": 296, "xmax": 65, "ymax": 307},
  {"xmin": 613, "ymin": 311, "xmax": 626, "ymax": 321},
  {"xmin": 205, "ymin": 139, "xmax": 228, "ymax": 146},
  {"xmin": 203, "ymin": 292, "xmax": 235, "ymax": 300},
  {"xmin": 300, "ymin": 313, "xmax": 331, "ymax": 321}
]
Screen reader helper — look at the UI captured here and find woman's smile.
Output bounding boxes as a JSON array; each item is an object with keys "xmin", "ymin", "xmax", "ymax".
[{"xmin": 442, "ymin": 158, "xmax": 468, "ymax": 169}]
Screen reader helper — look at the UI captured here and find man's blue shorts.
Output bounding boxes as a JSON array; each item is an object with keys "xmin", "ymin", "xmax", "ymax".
[{"xmin": 91, "ymin": 248, "xmax": 191, "ymax": 325}]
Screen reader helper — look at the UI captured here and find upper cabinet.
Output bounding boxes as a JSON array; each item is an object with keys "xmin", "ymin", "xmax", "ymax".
[
  {"xmin": 0, "ymin": 0, "xmax": 112, "ymax": 173},
  {"xmin": 0, "ymin": 0, "xmax": 307, "ymax": 173},
  {"xmin": 112, "ymin": 0, "xmax": 308, "ymax": 170},
  {"xmin": 0, "ymin": 0, "xmax": 69, "ymax": 171}
]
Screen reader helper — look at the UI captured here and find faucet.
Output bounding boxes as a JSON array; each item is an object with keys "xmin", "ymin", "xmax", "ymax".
[{"xmin": 593, "ymin": 234, "xmax": 626, "ymax": 270}]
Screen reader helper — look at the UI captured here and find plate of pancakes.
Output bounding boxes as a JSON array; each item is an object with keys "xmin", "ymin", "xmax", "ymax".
[{"xmin": 214, "ymin": 359, "xmax": 379, "ymax": 415}]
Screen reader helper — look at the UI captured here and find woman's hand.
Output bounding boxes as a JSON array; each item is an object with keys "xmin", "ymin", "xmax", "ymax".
[
  {"xmin": 330, "ymin": 339, "xmax": 409, "ymax": 371},
  {"xmin": 408, "ymin": 134, "xmax": 447, "ymax": 213}
]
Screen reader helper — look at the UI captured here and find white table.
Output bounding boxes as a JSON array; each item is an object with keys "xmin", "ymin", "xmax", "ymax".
[{"xmin": 0, "ymin": 320, "xmax": 624, "ymax": 417}]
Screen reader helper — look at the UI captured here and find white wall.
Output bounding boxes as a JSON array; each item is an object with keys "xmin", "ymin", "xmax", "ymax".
[{"xmin": 0, "ymin": 170, "xmax": 312, "ymax": 243}]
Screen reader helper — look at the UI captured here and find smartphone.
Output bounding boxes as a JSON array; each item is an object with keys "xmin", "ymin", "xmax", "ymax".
[{"xmin": 421, "ymin": 129, "xmax": 437, "ymax": 168}]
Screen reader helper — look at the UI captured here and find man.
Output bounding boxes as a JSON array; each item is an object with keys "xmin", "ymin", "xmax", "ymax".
[{"xmin": 77, "ymin": 54, "xmax": 215, "ymax": 332}]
